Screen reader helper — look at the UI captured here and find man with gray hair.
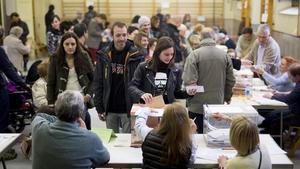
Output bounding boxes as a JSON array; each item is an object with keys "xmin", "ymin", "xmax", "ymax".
[
  {"xmin": 182, "ymin": 27, "xmax": 235, "ymax": 133},
  {"xmin": 32, "ymin": 90, "xmax": 110, "ymax": 169},
  {"xmin": 245, "ymin": 24, "xmax": 281, "ymax": 75}
]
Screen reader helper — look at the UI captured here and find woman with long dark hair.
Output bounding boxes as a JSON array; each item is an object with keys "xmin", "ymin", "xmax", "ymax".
[
  {"xmin": 47, "ymin": 32, "xmax": 94, "ymax": 129},
  {"xmin": 129, "ymin": 36, "xmax": 195, "ymax": 105},
  {"xmin": 46, "ymin": 15, "xmax": 61, "ymax": 55}
]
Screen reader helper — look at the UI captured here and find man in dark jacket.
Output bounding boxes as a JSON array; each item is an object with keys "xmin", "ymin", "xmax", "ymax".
[
  {"xmin": 260, "ymin": 63, "xmax": 300, "ymax": 134},
  {"xmin": 0, "ymin": 47, "xmax": 30, "ymax": 133},
  {"xmin": 44, "ymin": 4, "xmax": 55, "ymax": 33},
  {"xmin": 165, "ymin": 17, "xmax": 182, "ymax": 63},
  {"xmin": 9, "ymin": 12, "xmax": 29, "ymax": 44},
  {"xmin": 93, "ymin": 22, "xmax": 144, "ymax": 133}
]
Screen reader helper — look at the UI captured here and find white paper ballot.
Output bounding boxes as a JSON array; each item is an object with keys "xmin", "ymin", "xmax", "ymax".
[
  {"xmin": 186, "ymin": 85, "xmax": 204, "ymax": 93},
  {"xmin": 196, "ymin": 147, "xmax": 236, "ymax": 161}
]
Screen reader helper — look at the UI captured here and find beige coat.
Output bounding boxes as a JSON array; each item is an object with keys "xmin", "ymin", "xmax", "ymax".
[
  {"xmin": 246, "ymin": 37, "xmax": 281, "ymax": 75},
  {"xmin": 32, "ymin": 78, "xmax": 48, "ymax": 108},
  {"xmin": 236, "ymin": 34, "xmax": 256, "ymax": 59},
  {"xmin": 182, "ymin": 38, "xmax": 236, "ymax": 114},
  {"xmin": 3, "ymin": 34, "xmax": 30, "ymax": 72}
]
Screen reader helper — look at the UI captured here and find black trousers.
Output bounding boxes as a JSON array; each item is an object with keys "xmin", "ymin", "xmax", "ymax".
[
  {"xmin": 0, "ymin": 87, "xmax": 9, "ymax": 133},
  {"xmin": 188, "ymin": 111, "xmax": 203, "ymax": 133}
]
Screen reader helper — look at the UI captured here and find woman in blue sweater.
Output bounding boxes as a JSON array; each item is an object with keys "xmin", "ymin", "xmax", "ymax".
[
  {"xmin": 261, "ymin": 63, "xmax": 300, "ymax": 134},
  {"xmin": 254, "ymin": 56, "xmax": 298, "ymax": 92}
]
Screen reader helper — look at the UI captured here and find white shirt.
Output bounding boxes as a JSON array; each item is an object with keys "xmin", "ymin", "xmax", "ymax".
[
  {"xmin": 257, "ymin": 45, "xmax": 265, "ymax": 66},
  {"xmin": 66, "ymin": 67, "xmax": 82, "ymax": 92}
]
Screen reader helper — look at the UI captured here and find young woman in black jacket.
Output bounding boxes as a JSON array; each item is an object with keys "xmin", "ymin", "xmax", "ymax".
[{"xmin": 129, "ymin": 36, "xmax": 196, "ymax": 104}]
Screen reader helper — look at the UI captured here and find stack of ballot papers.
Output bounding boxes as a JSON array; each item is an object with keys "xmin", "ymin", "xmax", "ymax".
[{"xmin": 206, "ymin": 128, "xmax": 231, "ymax": 147}]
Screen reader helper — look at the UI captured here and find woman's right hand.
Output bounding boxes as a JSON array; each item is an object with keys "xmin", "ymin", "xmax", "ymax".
[
  {"xmin": 211, "ymin": 112, "xmax": 231, "ymax": 123},
  {"xmin": 141, "ymin": 93, "xmax": 153, "ymax": 104},
  {"xmin": 218, "ymin": 155, "xmax": 228, "ymax": 168}
]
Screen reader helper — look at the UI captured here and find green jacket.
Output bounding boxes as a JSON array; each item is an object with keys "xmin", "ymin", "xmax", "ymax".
[{"xmin": 182, "ymin": 38, "xmax": 235, "ymax": 114}]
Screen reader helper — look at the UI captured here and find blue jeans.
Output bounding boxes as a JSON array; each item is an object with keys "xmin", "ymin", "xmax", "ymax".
[
  {"xmin": 0, "ymin": 87, "xmax": 9, "ymax": 133},
  {"xmin": 85, "ymin": 111, "xmax": 91, "ymax": 130},
  {"xmin": 106, "ymin": 113, "xmax": 130, "ymax": 133}
]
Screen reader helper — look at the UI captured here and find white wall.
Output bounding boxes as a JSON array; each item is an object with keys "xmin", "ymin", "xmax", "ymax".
[
  {"xmin": 224, "ymin": 0, "xmax": 241, "ymax": 20},
  {"xmin": 273, "ymin": 0, "xmax": 298, "ymax": 35}
]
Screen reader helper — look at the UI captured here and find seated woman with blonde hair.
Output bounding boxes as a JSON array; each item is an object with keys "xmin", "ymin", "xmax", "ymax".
[
  {"xmin": 32, "ymin": 60, "xmax": 49, "ymax": 108},
  {"xmin": 217, "ymin": 115, "xmax": 271, "ymax": 169},
  {"xmin": 135, "ymin": 103, "xmax": 197, "ymax": 169}
]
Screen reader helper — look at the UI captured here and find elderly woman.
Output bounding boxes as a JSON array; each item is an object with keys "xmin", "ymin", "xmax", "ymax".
[
  {"xmin": 32, "ymin": 90, "xmax": 110, "ymax": 169},
  {"xmin": 138, "ymin": 16, "xmax": 153, "ymax": 38},
  {"xmin": 3, "ymin": 26, "xmax": 30, "ymax": 72}
]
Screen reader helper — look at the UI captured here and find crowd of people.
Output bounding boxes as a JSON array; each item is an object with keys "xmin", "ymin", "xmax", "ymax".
[{"xmin": 0, "ymin": 4, "xmax": 300, "ymax": 169}]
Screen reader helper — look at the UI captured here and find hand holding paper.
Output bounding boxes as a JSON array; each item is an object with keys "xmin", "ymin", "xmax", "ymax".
[
  {"xmin": 141, "ymin": 93, "xmax": 153, "ymax": 104},
  {"xmin": 145, "ymin": 95, "xmax": 165, "ymax": 108},
  {"xmin": 186, "ymin": 85, "xmax": 204, "ymax": 93}
]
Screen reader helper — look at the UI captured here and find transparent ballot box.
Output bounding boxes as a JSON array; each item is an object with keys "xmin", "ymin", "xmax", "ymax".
[{"xmin": 203, "ymin": 104, "xmax": 259, "ymax": 147}]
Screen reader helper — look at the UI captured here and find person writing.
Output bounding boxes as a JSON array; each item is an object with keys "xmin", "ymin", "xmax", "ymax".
[{"xmin": 213, "ymin": 114, "xmax": 271, "ymax": 169}]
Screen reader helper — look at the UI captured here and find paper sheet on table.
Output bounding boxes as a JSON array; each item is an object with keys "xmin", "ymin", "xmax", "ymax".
[
  {"xmin": 92, "ymin": 128, "xmax": 117, "ymax": 144},
  {"xmin": 145, "ymin": 95, "xmax": 165, "ymax": 108},
  {"xmin": 196, "ymin": 147, "xmax": 237, "ymax": 161},
  {"xmin": 208, "ymin": 106, "xmax": 244, "ymax": 114},
  {"xmin": 207, "ymin": 129, "xmax": 230, "ymax": 140},
  {"xmin": 253, "ymin": 96, "xmax": 286, "ymax": 106},
  {"xmin": 135, "ymin": 108, "xmax": 164, "ymax": 117},
  {"xmin": 252, "ymin": 86, "xmax": 270, "ymax": 91}
]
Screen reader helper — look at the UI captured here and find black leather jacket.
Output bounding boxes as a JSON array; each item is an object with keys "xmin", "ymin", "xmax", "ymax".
[{"xmin": 128, "ymin": 61, "xmax": 189, "ymax": 104}]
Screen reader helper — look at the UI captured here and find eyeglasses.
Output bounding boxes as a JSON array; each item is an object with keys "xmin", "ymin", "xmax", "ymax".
[{"xmin": 257, "ymin": 35, "xmax": 269, "ymax": 39}]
